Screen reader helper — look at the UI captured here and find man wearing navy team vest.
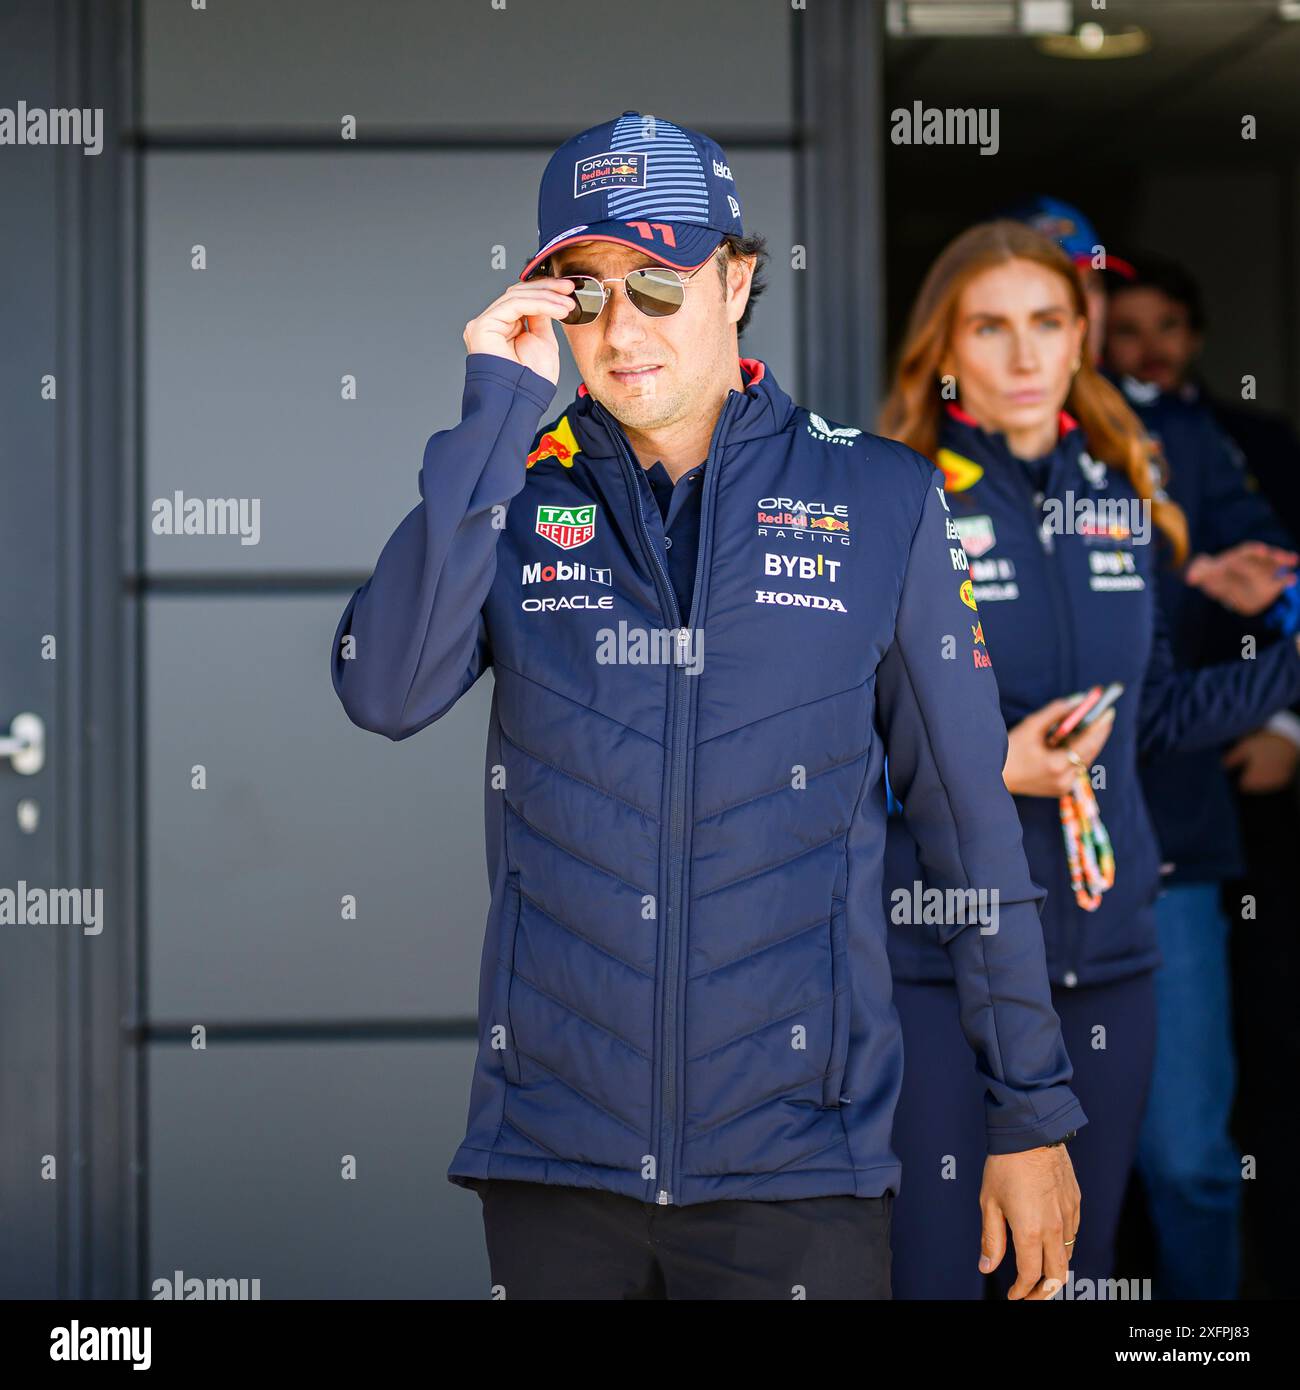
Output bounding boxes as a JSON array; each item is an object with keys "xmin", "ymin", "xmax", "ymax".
[{"xmin": 333, "ymin": 113, "xmax": 1086, "ymax": 1300}]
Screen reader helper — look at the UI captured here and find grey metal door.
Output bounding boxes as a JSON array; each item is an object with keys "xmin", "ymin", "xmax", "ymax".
[{"xmin": 0, "ymin": 0, "xmax": 135, "ymax": 1300}]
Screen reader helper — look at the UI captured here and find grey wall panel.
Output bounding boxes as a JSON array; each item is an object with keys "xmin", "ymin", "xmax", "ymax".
[
  {"xmin": 143, "ymin": 150, "xmax": 796, "ymax": 574},
  {"xmin": 728, "ymin": 150, "xmax": 797, "ymax": 391},
  {"xmin": 142, "ymin": 150, "xmax": 548, "ymax": 576},
  {"xmin": 141, "ymin": 0, "xmax": 794, "ymax": 134},
  {"xmin": 146, "ymin": 595, "xmax": 493, "ymax": 1021},
  {"xmin": 147, "ymin": 1038, "xmax": 488, "ymax": 1298}
]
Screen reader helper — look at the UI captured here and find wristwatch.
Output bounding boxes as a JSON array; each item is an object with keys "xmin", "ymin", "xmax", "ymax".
[{"xmin": 1045, "ymin": 1130, "xmax": 1077, "ymax": 1148}]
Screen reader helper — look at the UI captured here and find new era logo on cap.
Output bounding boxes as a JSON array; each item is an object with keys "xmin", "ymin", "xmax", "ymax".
[{"xmin": 521, "ymin": 112, "xmax": 744, "ymax": 280}]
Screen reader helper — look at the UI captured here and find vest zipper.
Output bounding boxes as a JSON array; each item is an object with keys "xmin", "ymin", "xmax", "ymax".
[{"xmin": 594, "ymin": 391, "xmax": 739, "ymax": 1206}]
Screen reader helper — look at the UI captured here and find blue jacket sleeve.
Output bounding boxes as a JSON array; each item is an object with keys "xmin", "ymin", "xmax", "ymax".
[
  {"xmin": 1138, "ymin": 581, "xmax": 1300, "ymax": 758},
  {"xmin": 1196, "ymin": 418, "xmax": 1294, "ymax": 555},
  {"xmin": 1196, "ymin": 418, "xmax": 1300, "ymax": 635},
  {"xmin": 875, "ymin": 466, "xmax": 1087, "ymax": 1153},
  {"xmin": 331, "ymin": 353, "xmax": 555, "ymax": 739}
]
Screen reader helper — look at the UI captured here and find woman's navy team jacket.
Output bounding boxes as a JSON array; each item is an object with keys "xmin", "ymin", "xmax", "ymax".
[
  {"xmin": 1118, "ymin": 379, "xmax": 1298, "ymax": 886},
  {"xmin": 332, "ymin": 353, "xmax": 1086, "ymax": 1208},
  {"xmin": 886, "ymin": 407, "xmax": 1300, "ymax": 992}
]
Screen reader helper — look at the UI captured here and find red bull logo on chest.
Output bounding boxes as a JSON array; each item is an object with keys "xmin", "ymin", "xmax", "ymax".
[{"xmin": 526, "ymin": 415, "xmax": 581, "ymax": 469}]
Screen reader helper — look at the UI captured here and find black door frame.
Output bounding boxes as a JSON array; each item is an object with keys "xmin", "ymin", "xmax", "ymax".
[
  {"xmin": 0, "ymin": 0, "xmax": 142, "ymax": 1300},
  {"xmin": 796, "ymin": 0, "xmax": 886, "ymax": 427}
]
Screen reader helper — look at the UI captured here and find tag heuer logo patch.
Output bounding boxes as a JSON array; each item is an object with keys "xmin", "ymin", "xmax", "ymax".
[
  {"xmin": 536, "ymin": 503, "xmax": 597, "ymax": 550},
  {"xmin": 954, "ymin": 514, "xmax": 996, "ymax": 558}
]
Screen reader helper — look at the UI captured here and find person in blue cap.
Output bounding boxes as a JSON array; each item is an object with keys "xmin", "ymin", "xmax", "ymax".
[
  {"xmin": 878, "ymin": 216, "xmax": 1300, "ymax": 1300},
  {"xmin": 1105, "ymin": 250, "xmax": 1300, "ymax": 1299},
  {"xmin": 1007, "ymin": 199, "xmax": 1299, "ymax": 1300},
  {"xmin": 1001, "ymin": 196, "xmax": 1137, "ymax": 366},
  {"xmin": 332, "ymin": 114, "xmax": 1089, "ymax": 1299}
]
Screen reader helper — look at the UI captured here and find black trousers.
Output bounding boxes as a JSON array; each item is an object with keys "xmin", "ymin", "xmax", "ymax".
[
  {"xmin": 890, "ymin": 971, "xmax": 1156, "ymax": 1298},
  {"xmin": 472, "ymin": 1178, "xmax": 893, "ymax": 1300}
]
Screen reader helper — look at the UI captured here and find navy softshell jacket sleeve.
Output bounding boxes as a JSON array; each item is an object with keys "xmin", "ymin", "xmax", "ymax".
[
  {"xmin": 875, "ymin": 468, "xmax": 1087, "ymax": 1153},
  {"xmin": 1197, "ymin": 423, "xmax": 1294, "ymax": 555},
  {"xmin": 1138, "ymin": 582, "xmax": 1300, "ymax": 758},
  {"xmin": 331, "ymin": 354, "xmax": 555, "ymax": 739}
]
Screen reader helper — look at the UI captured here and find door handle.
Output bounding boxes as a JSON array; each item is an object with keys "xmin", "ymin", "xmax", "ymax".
[{"xmin": 0, "ymin": 713, "xmax": 45, "ymax": 775}]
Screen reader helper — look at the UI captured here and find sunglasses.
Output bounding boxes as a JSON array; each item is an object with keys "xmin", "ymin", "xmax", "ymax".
[{"xmin": 540, "ymin": 254, "xmax": 717, "ymax": 325}]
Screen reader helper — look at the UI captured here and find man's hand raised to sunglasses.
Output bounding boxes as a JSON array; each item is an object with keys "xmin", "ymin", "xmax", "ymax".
[{"xmin": 463, "ymin": 277, "xmax": 576, "ymax": 386}]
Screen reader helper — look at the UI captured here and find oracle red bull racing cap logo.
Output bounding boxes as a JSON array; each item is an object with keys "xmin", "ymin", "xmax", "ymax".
[
  {"xmin": 574, "ymin": 151, "xmax": 648, "ymax": 198},
  {"xmin": 536, "ymin": 503, "xmax": 598, "ymax": 551}
]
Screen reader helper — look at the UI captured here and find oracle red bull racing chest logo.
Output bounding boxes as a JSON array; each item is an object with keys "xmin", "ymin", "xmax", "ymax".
[
  {"xmin": 535, "ymin": 503, "xmax": 598, "ymax": 551},
  {"xmin": 756, "ymin": 495, "xmax": 851, "ymax": 545}
]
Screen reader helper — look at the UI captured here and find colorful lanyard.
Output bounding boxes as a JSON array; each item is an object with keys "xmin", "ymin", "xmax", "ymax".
[{"xmin": 1059, "ymin": 766, "xmax": 1114, "ymax": 911}]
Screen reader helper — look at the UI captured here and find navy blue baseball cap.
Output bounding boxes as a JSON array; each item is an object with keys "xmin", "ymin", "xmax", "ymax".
[
  {"xmin": 519, "ymin": 111, "xmax": 744, "ymax": 281},
  {"xmin": 1003, "ymin": 195, "xmax": 1136, "ymax": 280}
]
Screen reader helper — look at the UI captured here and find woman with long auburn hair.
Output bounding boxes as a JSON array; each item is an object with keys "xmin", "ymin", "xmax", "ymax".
[
  {"xmin": 880, "ymin": 221, "xmax": 1187, "ymax": 560},
  {"xmin": 879, "ymin": 220, "xmax": 1300, "ymax": 1299}
]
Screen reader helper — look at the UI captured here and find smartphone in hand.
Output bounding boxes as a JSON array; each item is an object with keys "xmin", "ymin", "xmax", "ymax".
[
  {"xmin": 1046, "ymin": 682, "xmax": 1124, "ymax": 749},
  {"xmin": 1046, "ymin": 686, "xmax": 1102, "ymax": 749}
]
